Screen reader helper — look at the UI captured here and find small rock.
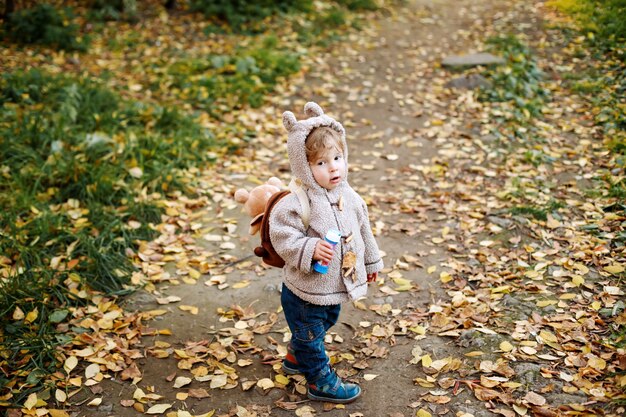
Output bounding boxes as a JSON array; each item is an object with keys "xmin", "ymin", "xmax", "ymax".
[
  {"xmin": 547, "ymin": 392, "xmax": 588, "ymax": 406},
  {"xmin": 501, "ymin": 294, "xmax": 521, "ymax": 307},
  {"xmin": 514, "ymin": 362, "xmax": 543, "ymax": 385},
  {"xmin": 481, "ymin": 134, "xmax": 498, "ymax": 143},
  {"xmin": 541, "ymin": 304, "xmax": 557, "ymax": 314},
  {"xmin": 263, "ymin": 283, "xmax": 277, "ymax": 293},
  {"xmin": 125, "ymin": 292, "xmax": 154, "ymax": 307},
  {"xmin": 385, "ymin": 296, "xmax": 394, "ymax": 304},
  {"xmin": 372, "ymin": 297, "xmax": 386, "ymax": 305},
  {"xmin": 442, "ymin": 52, "xmax": 505, "ymax": 68},
  {"xmin": 98, "ymin": 403, "xmax": 114, "ymax": 412},
  {"xmin": 486, "ymin": 216, "xmax": 513, "ymax": 229}
]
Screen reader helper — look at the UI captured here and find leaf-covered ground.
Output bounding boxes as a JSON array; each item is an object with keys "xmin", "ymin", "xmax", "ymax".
[{"xmin": 5, "ymin": 0, "xmax": 626, "ymax": 416}]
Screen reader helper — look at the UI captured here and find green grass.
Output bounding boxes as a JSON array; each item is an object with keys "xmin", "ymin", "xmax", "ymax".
[
  {"xmin": 480, "ymin": 35, "xmax": 549, "ymax": 127},
  {"xmin": 548, "ymin": 0, "xmax": 626, "ymax": 59},
  {"xmin": 508, "ymin": 200, "xmax": 565, "ymax": 221},
  {"xmin": 548, "ymin": 0, "xmax": 626, "ymax": 202},
  {"xmin": 164, "ymin": 36, "xmax": 301, "ymax": 112},
  {"xmin": 2, "ymin": 4, "xmax": 89, "ymax": 51},
  {"xmin": 0, "ymin": 69, "xmax": 217, "ymax": 406}
]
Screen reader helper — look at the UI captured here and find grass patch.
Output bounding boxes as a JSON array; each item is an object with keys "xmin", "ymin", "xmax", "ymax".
[
  {"xmin": 548, "ymin": 0, "xmax": 626, "ymax": 201},
  {"xmin": 165, "ymin": 36, "xmax": 301, "ymax": 112},
  {"xmin": 2, "ymin": 4, "xmax": 89, "ymax": 51},
  {"xmin": 508, "ymin": 200, "xmax": 564, "ymax": 221},
  {"xmin": 547, "ymin": 0, "xmax": 626, "ymax": 58},
  {"xmin": 0, "ymin": 69, "xmax": 217, "ymax": 406},
  {"xmin": 479, "ymin": 35, "xmax": 549, "ymax": 131},
  {"xmin": 190, "ymin": 0, "xmax": 314, "ymax": 33}
]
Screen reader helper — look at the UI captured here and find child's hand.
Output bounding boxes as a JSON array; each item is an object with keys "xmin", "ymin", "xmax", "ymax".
[
  {"xmin": 313, "ymin": 239, "xmax": 334, "ymax": 263},
  {"xmin": 367, "ymin": 272, "xmax": 378, "ymax": 283}
]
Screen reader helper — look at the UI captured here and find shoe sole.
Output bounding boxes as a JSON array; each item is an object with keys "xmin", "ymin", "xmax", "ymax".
[
  {"xmin": 307, "ymin": 387, "xmax": 362, "ymax": 404},
  {"xmin": 281, "ymin": 362, "xmax": 300, "ymax": 375}
]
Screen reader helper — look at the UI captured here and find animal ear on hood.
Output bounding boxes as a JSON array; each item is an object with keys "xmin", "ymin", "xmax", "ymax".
[
  {"xmin": 282, "ymin": 111, "xmax": 297, "ymax": 131},
  {"xmin": 304, "ymin": 102, "xmax": 323, "ymax": 117}
]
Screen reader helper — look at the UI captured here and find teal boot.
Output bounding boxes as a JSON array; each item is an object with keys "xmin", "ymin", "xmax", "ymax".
[{"xmin": 307, "ymin": 370, "xmax": 361, "ymax": 404}]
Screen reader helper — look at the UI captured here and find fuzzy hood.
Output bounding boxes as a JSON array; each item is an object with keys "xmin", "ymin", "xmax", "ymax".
[
  {"xmin": 270, "ymin": 102, "xmax": 384, "ymax": 305},
  {"xmin": 282, "ymin": 102, "xmax": 348, "ymax": 191}
]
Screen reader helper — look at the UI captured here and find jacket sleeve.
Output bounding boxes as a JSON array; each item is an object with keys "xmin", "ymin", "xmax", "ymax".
[
  {"xmin": 357, "ymin": 196, "xmax": 384, "ymax": 274},
  {"xmin": 269, "ymin": 197, "xmax": 318, "ymax": 273}
]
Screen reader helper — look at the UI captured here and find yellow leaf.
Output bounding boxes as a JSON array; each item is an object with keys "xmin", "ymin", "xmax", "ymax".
[
  {"xmin": 427, "ymin": 266, "xmax": 437, "ymax": 274},
  {"xmin": 421, "ymin": 354, "xmax": 432, "ymax": 367},
  {"xmin": 591, "ymin": 301, "xmax": 602, "ymax": 310},
  {"xmin": 559, "ymin": 293, "xmax": 576, "ymax": 300},
  {"xmin": 85, "ymin": 363, "xmax": 100, "ymax": 379},
  {"xmin": 275, "ymin": 374, "xmax": 290, "ymax": 385},
  {"xmin": 64, "ymin": 356, "xmax": 78, "ymax": 374},
  {"xmin": 25, "ymin": 307, "xmax": 38, "ymax": 323},
  {"xmin": 13, "ymin": 306, "xmax": 24, "ymax": 320},
  {"xmin": 572, "ymin": 275, "xmax": 584, "ymax": 286},
  {"xmin": 588, "ymin": 355, "xmax": 606, "ymax": 370},
  {"xmin": 178, "ymin": 305, "xmax": 199, "ymax": 315},
  {"xmin": 410, "ymin": 325, "xmax": 425, "ymax": 335},
  {"xmin": 439, "ymin": 271, "xmax": 452, "ymax": 283},
  {"xmin": 393, "ymin": 277, "xmax": 412, "ymax": 286},
  {"xmin": 417, "ymin": 409, "xmax": 433, "ymax": 417},
  {"xmin": 24, "ymin": 393, "xmax": 38, "ymax": 410},
  {"xmin": 49, "ymin": 410, "xmax": 71, "ymax": 417},
  {"xmin": 188, "ymin": 268, "xmax": 201, "ymax": 279},
  {"xmin": 464, "ymin": 351, "xmax": 484, "ymax": 357},
  {"xmin": 546, "ymin": 215, "xmax": 560, "ymax": 229},
  {"xmin": 233, "ymin": 280, "xmax": 250, "ymax": 289},
  {"xmin": 604, "ymin": 264, "xmax": 624, "ymax": 274},
  {"xmin": 539, "ymin": 330, "xmax": 558, "ymax": 343},
  {"xmin": 499, "ymin": 341, "xmax": 514, "ymax": 352},
  {"xmin": 536, "ymin": 300, "xmax": 557, "ymax": 307},
  {"xmin": 146, "ymin": 404, "xmax": 172, "ymax": 414},
  {"xmin": 87, "ymin": 398, "xmax": 102, "ymax": 406},
  {"xmin": 55, "ymin": 389, "xmax": 67, "ymax": 403},
  {"xmin": 363, "ymin": 374, "xmax": 378, "ymax": 381},
  {"xmin": 256, "ymin": 378, "xmax": 275, "ymax": 390},
  {"xmin": 491, "ymin": 286, "xmax": 511, "ymax": 294},
  {"xmin": 173, "ymin": 376, "xmax": 192, "ymax": 388}
]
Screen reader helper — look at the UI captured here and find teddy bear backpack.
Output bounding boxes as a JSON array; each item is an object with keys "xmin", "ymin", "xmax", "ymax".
[{"xmin": 235, "ymin": 179, "xmax": 310, "ymax": 268}]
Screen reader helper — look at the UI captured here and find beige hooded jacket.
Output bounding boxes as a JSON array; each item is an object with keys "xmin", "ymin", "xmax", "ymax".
[{"xmin": 269, "ymin": 102, "xmax": 384, "ymax": 305}]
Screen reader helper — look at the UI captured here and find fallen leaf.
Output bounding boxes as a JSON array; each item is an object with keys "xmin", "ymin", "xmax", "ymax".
[
  {"xmin": 173, "ymin": 376, "xmax": 192, "ymax": 388},
  {"xmin": 523, "ymin": 391, "xmax": 546, "ymax": 406},
  {"xmin": 146, "ymin": 403, "xmax": 172, "ymax": 414}
]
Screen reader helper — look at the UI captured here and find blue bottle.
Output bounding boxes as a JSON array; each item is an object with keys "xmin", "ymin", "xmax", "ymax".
[{"xmin": 313, "ymin": 229, "xmax": 341, "ymax": 274}]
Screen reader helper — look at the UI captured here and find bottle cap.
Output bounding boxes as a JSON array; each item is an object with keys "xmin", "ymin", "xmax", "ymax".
[{"xmin": 325, "ymin": 229, "xmax": 341, "ymax": 244}]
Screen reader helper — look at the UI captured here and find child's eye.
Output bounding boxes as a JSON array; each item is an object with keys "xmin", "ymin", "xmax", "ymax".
[
  {"xmin": 317, "ymin": 161, "xmax": 325, "ymax": 166},
  {"xmin": 334, "ymin": 155, "xmax": 343, "ymax": 161}
]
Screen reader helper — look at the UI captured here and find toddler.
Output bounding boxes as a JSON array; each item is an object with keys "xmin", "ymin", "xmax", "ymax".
[{"xmin": 270, "ymin": 102, "xmax": 383, "ymax": 403}]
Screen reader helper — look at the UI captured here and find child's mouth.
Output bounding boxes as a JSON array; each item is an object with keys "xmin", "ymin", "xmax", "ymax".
[{"xmin": 331, "ymin": 176, "xmax": 341, "ymax": 183}]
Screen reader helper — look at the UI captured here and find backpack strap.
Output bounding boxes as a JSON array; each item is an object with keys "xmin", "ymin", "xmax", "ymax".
[{"xmin": 289, "ymin": 178, "xmax": 310, "ymax": 230}]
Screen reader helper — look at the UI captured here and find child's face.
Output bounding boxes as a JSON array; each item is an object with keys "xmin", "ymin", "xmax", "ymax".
[{"xmin": 309, "ymin": 149, "xmax": 346, "ymax": 190}]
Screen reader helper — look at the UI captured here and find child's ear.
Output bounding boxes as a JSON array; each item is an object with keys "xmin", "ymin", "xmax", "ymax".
[
  {"xmin": 282, "ymin": 111, "xmax": 297, "ymax": 131},
  {"xmin": 304, "ymin": 102, "xmax": 323, "ymax": 117}
]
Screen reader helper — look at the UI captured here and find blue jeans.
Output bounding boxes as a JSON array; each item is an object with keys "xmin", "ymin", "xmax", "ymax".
[{"xmin": 281, "ymin": 284, "xmax": 341, "ymax": 383}]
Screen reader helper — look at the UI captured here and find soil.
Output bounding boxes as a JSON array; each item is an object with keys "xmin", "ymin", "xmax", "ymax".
[{"xmin": 73, "ymin": 1, "xmax": 546, "ymax": 416}]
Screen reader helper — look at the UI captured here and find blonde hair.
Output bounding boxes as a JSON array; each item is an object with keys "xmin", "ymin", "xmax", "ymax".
[{"xmin": 305, "ymin": 127, "xmax": 344, "ymax": 162}]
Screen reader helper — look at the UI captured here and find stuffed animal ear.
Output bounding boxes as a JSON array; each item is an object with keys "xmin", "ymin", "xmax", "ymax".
[
  {"xmin": 234, "ymin": 189, "xmax": 249, "ymax": 204},
  {"xmin": 282, "ymin": 111, "xmax": 297, "ymax": 131},
  {"xmin": 304, "ymin": 102, "xmax": 323, "ymax": 117},
  {"xmin": 250, "ymin": 213, "xmax": 263, "ymax": 235},
  {"xmin": 267, "ymin": 177, "xmax": 283, "ymax": 188}
]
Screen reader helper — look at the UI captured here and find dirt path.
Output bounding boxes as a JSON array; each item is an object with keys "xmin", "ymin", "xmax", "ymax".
[{"xmin": 73, "ymin": 1, "xmax": 579, "ymax": 416}]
